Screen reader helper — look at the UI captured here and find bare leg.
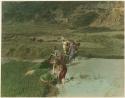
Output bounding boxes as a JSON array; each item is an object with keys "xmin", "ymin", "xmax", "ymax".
[
  {"xmin": 57, "ymin": 70, "xmax": 60, "ymax": 79},
  {"xmin": 62, "ymin": 78, "xmax": 65, "ymax": 85},
  {"xmin": 53, "ymin": 64, "xmax": 55, "ymax": 74}
]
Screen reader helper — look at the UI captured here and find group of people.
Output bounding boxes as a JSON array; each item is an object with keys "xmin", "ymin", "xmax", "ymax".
[{"xmin": 48, "ymin": 36, "xmax": 80, "ymax": 84}]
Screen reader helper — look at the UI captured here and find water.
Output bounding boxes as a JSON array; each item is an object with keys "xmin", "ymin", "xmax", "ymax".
[{"xmin": 57, "ymin": 58, "xmax": 124, "ymax": 97}]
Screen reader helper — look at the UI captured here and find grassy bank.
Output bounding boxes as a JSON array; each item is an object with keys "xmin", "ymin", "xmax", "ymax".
[{"xmin": 1, "ymin": 60, "xmax": 58, "ymax": 97}]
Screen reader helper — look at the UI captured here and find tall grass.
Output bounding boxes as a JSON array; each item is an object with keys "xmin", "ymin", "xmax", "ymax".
[{"xmin": 1, "ymin": 60, "xmax": 58, "ymax": 97}]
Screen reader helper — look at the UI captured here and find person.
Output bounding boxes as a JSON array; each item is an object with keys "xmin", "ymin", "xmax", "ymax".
[
  {"xmin": 75, "ymin": 42, "xmax": 80, "ymax": 53},
  {"xmin": 50, "ymin": 52, "xmax": 67, "ymax": 84},
  {"xmin": 61, "ymin": 36, "xmax": 70, "ymax": 55},
  {"xmin": 73, "ymin": 42, "xmax": 80, "ymax": 60},
  {"xmin": 48, "ymin": 46, "xmax": 60, "ymax": 75},
  {"xmin": 51, "ymin": 46, "xmax": 60, "ymax": 57},
  {"xmin": 68, "ymin": 41, "xmax": 76, "ymax": 63},
  {"xmin": 58, "ymin": 53, "xmax": 67, "ymax": 84},
  {"xmin": 54, "ymin": 46, "xmax": 60, "ymax": 57}
]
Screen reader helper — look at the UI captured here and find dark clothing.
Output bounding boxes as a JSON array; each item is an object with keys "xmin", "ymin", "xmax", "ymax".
[{"xmin": 68, "ymin": 43, "xmax": 76, "ymax": 62}]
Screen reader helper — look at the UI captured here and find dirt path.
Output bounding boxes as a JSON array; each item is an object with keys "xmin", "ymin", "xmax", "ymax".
[{"xmin": 56, "ymin": 58, "xmax": 124, "ymax": 97}]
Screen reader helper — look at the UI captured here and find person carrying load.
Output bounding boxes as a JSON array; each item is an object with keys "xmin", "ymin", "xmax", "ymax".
[{"xmin": 61, "ymin": 36, "xmax": 70, "ymax": 55}]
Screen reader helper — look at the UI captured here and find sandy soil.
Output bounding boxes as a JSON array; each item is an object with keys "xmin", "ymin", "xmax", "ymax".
[{"xmin": 57, "ymin": 58, "xmax": 124, "ymax": 97}]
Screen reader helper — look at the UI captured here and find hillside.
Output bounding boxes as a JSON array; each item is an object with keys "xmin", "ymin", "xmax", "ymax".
[
  {"xmin": 2, "ymin": 1, "xmax": 124, "ymax": 30},
  {"xmin": 2, "ymin": 1, "xmax": 124, "ymax": 59}
]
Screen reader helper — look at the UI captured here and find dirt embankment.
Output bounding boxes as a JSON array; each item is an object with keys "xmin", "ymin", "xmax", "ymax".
[{"xmin": 57, "ymin": 58, "xmax": 124, "ymax": 97}]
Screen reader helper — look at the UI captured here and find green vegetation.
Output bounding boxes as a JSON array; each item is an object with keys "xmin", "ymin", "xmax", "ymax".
[
  {"xmin": 2, "ymin": 23, "xmax": 124, "ymax": 59},
  {"xmin": 2, "ymin": 1, "xmax": 124, "ymax": 29},
  {"xmin": 1, "ymin": 60, "xmax": 58, "ymax": 97}
]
